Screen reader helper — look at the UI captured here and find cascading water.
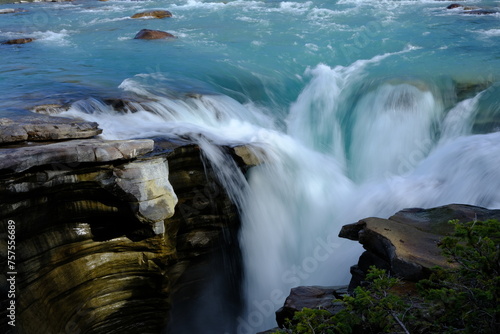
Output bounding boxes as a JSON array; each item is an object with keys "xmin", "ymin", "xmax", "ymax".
[
  {"xmin": 348, "ymin": 82, "xmax": 441, "ymax": 182},
  {"xmin": 4, "ymin": 0, "xmax": 500, "ymax": 332},
  {"xmin": 57, "ymin": 49, "xmax": 500, "ymax": 333}
]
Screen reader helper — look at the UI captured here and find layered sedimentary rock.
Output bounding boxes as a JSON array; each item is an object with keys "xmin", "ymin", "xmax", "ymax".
[
  {"xmin": 0, "ymin": 115, "xmax": 101, "ymax": 144},
  {"xmin": 0, "ymin": 117, "xmax": 255, "ymax": 334},
  {"xmin": 339, "ymin": 204, "xmax": 500, "ymax": 289}
]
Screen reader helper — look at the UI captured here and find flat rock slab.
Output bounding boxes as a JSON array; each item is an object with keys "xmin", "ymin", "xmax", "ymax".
[
  {"xmin": 0, "ymin": 139, "xmax": 154, "ymax": 173},
  {"xmin": 0, "ymin": 115, "xmax": 102, "ymax": 144},
  {"xmin": 339, "ymin": 204, "xmax": 500, "ymax": 281}
]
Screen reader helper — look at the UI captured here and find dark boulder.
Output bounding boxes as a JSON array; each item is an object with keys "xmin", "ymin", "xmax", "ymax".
[
  {"xmin": 275, "ymin": 286, "xmax": 347, "ymax": 328},
  {"xmin": 134, "ymin": 29, "xmax": 176, "ymax": 40},
  {"xmin": 446, "ymin": 3, "xmax": 497, "ymax": 14},
  {"xmin": 339, "ymin": 204, "xmax": 500, "ymax": 290},
  {"xmin": 2, "ymin": 38, "xmax": 35, "ymax": 45}
]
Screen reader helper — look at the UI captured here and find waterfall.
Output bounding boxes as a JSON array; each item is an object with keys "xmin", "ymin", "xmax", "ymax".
[
  {"xmin": 56, "ymin": 51, "xmax": 500, "ymax": 334},
  {"xmin": 349, "ymin": 82, "xmax": 441, "ymax": 182},
  {"xmin": 439, "ymin": 90, "xmax": 484, "ymax": 144}
]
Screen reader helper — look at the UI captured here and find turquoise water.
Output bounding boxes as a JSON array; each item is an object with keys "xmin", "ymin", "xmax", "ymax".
[
  {"xmin": 2, "ymin": 1, "xmax": 500, "ymax": 333},
  {"xmin": 2, "ymin": 0, "xmax": 499, "ymax": 114}
]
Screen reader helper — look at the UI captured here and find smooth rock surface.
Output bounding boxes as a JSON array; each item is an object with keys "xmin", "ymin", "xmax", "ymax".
[
  {"xmin": 0, "ymin": 139, "xmax": 153, "ymax": 173},
  {"xmin": 114, "ymin": 158, "xmax": 178, "ymax": 224},
  {"xmin": 0, "ymin": 114, "xmax": 101, "ymax": 144},
  {"xmin": 134, "ymin": 29, "xmax": 176, "ymax": 40},
  {"xmin": 131, "ymin": 10, "xmax": 172, "ymax": 19},
  {"xmin": 1, "ymin": 37, "xmax": 34, "ymax": 45},
  {"xmin": 340, "ymin": 204, "xmax": 500, "ymax": 288}
]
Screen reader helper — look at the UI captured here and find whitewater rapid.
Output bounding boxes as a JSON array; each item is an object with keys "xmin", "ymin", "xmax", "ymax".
[{"xmin": 56, "ymin": 47, "xmax": 500, "ymax": 332}]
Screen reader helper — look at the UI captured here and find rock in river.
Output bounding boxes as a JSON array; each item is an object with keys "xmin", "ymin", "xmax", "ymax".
[
  {"xmin": 1, "ymin": 38, "xmax": 35, "ymax": 45},
  {"xmin": 131, "ymin": 10, "xmax": 172, "ymax": 19},
  {"xmin": 134, "ymin": 29, "xmax": 176, "ymax": 40},
  {"xmin": 0, "ymin": 114, "xmax": 101, "ymax": 144}
]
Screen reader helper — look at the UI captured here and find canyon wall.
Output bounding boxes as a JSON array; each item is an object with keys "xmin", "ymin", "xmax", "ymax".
[{"xmin": 0, "ymin": 116, "xmax": 252, "ymax": 334}]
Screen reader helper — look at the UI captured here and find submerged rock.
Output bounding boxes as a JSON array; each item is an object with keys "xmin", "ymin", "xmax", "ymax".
[
  {"xmin": 463, "ymin": 9, "xmax": 498, "ymax": 15},
  {"xmin": 131, "ymin": 10, "xmax": 172, "ymax": 19},
  {"xmin": 454, "ymin": 80, "xmax": 493, "ymax": 101},
  {"xmin": 134, "ymin": 29, "xmax": 176, "ymax": 40},
  {"xmin": 446, "ymin": 4, "xmax": 497, "ymax": 14},
  {"xmin": 1, "ymin": 37, "xmax": 35, "ymax": 45},
  {"xmin": 340, "ymin": 204, "xmax": 500, "ymax": 290},
  {"xmin": 0, "ymin": 8, "xmax": 27, "ymax": 14},
  {"xmin": 31, "ymin": 103, "xmax": 70, "ymax": 115},
  {"xmin": 0, "ymin": 115, "xmax": 101, "ymax": 144}
]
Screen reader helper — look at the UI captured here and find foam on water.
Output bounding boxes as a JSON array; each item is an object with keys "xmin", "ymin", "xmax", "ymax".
[
  {"xmin": 2, "ymin": 0, "xmax": 500, "ymax": 332},
  {"xmin": 439, "ymin": 90, "xmax": 484, "ymax": 144},
  {"xmin": 475, "ymin": 28, "xmax": 500, "ymax": 37},
  {"xmin": 349, "ymin": 82, "xmax": 441, "ymax": 182},
  {"xmin": 56, "ymin": 47, "xmax": 500, "ymax": 332}
]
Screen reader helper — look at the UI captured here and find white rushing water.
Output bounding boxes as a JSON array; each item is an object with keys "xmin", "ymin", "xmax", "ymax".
[
  {"xmin": 2, "ymin": 0, "xmax": 499, "ymax": 332},
  {"xmin": 57, "ymin": 49, "xmax": 500, "ymax": 332}
]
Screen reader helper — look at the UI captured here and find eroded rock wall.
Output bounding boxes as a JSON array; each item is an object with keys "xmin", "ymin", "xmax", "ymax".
[{"xmin": 0, "ymin": 127, "xmax": 249, "ymax": 334}]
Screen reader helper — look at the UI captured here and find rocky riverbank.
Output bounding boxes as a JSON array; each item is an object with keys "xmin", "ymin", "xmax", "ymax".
[
  {"xmin": 267, "ymin": 204, "xmax": 500, "ymax": 331},
  {"xmin": 2, "ymin": 113, "xmax": 499, "ymax": 333},
  {"xmin": 0, "ymin": 114, "xmax": 256, "ymax": 333}
]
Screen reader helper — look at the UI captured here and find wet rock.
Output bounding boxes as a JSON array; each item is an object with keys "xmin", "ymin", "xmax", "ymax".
[
  {"xmin": 340, "ymin": 204, "xmax": 500, "ymax": 289},
  {"xmin": 446, "ymin": 4, "xmax": 463, "ymax": 10},
  {"xmin": 0, "ymin": 115, "xmax": 102, "ymax": 144},
  {"xmin": 446, "ymin": 4, "xmax": 480, "ymax": 10},
  {"xmin": 232, "ymin": 145, "xmax": 265, "ymax": 167},
  {"xmin": 1, "ymin": 37, "xmax": 35, "ymax": 45},
  {"xmin": 131, "ymin": 10, "xmax": 172, "ymax": 19},
  {"xmin": 454, "ymin": 80, "xmax": 492, "ymax": 101},
  {"xmin": 0, "ymin": 8, "xmax": 27, "ymax": 14},
  {"xmin": 31, "ymin": 104, "xmax": 70, "ymax": 115},
  {"xmin": 463, "ymin": 9, "xmax": 498, "ymax": 15},
  {"xmin": 276, "ymin": 286, "xmax": 347, "ymax": 328},
  {"xmin": 446, "ymin": 4, "xmax": 497, "ymax": 14},
  {"xmin": 134, "ymin": 29, "xmax": 176, "ymax": 40}
]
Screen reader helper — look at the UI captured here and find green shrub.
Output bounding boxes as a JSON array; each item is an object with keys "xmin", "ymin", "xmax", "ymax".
[{"xmin": 273, "ymin": 219, "xmax": 500, "ymax": 334}]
